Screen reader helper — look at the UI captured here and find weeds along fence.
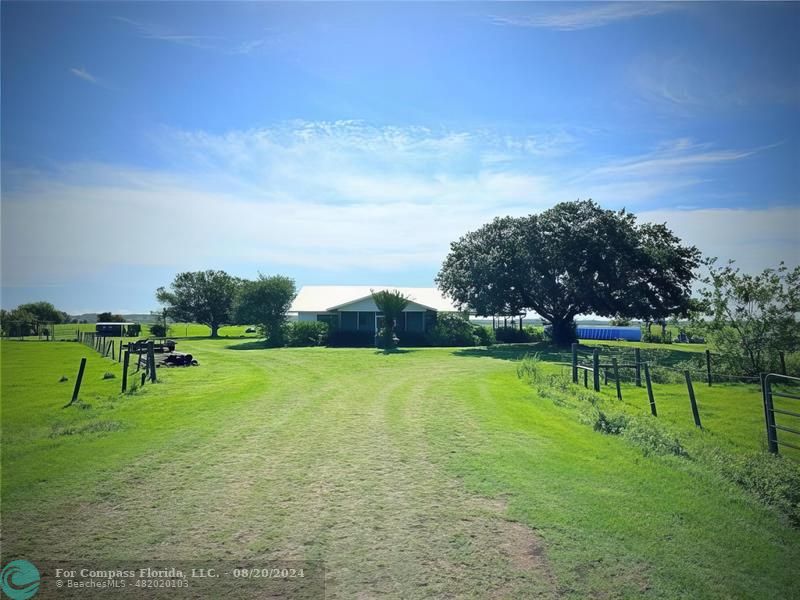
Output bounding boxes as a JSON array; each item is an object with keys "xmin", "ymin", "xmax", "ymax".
[
  {"xmin": 566, "ymin": 343, "xmax": 799, "ymax": 457},
  {"xmin": 65, "ymin": 338, "xmax": 158, "ymax": 407}
]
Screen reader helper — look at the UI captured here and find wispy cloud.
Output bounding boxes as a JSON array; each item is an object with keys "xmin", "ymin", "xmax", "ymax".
[
  {"xmin": 69, "ymin": 67, "xmax": 99, "ymax": 85},
  {"xmin": 1, "ymin": 122, "xmax": 780, "ymax": 289},
  {"xmin": 631, "ymin": 53, "xmax": 800, "ymax": 115},
  {"xmin": 491, "ymin": 2, "xmax": 679, "ymax": 31},
  {"xmin": 113, "ymin": 16, "xmax": 268, "ymax": 55},
  {"xmin": 113, "ymin": 16, "xmax": 220, "ymax": 49},
  {"xmin": 585, "ymin": 140, "xmax": 772, "ymax": 180}
]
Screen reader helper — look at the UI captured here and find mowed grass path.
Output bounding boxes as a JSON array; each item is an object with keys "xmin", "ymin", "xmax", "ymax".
[{"xmin": 2, "ymin": 340, "xmax": 799, "ymax": 598}]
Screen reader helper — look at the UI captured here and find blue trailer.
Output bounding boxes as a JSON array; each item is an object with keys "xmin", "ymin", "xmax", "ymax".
[{"xmin": 576, "ymin": 326, "xmax": 641, "ymax": 342}]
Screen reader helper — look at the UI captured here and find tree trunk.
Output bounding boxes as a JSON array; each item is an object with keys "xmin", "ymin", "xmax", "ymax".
[
  {"xmin": 210, "ymin": 323, "xmax": 219, "ymax": 338},
  {"xmin": 550, "ymin": 318, "xmax": 576, "ymax": 346}
]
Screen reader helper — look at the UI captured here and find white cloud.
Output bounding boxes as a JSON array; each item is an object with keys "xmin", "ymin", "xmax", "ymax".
[
  {"xmin": 639, "ymin": 207, "xmax": 800, "ymax": 274},
  {"xmin": 69, "ymin": 67, "xmax": 98, "ymax": 85},
  {"xmin": 491, "ymin": 3, "xmax": 679, "ymax": 31},
  {"xmin": 2, "ymin": 122, "xmax": 786, "ymax": 290}
]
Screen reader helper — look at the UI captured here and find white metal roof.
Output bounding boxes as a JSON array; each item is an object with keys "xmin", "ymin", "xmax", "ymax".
[{"xmin": 290, "ymin": 286, "xmax": 460, "ymax": 313}]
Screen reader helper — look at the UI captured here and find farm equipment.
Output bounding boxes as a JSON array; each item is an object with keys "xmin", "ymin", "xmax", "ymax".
[{"xmin": 125, "ymin": 339, "xmax": 199, "ymax": 369}]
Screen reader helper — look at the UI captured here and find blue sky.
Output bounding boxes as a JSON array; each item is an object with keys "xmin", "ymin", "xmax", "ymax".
[{"xmin": 2, "ymin": 2, "xmax": 798, "ymax": 314}]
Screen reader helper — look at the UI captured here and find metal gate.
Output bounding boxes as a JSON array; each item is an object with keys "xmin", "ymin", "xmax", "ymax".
[{"xmin": 762, "ymin": 373, "xmax": 800, "ymax": 455}]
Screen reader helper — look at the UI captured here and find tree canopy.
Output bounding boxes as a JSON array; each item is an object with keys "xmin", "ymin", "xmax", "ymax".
[
  {"xmin": 97, "ymin": 312, "xmax": 125, "ymax": 323},
  {"xmin": 17, "ymin": 301, "xmax": 68, "ymax": 324},
  {"xmin": 697, "ymin": 259, "xmax": 800, "ymax": 375},
  {"xmin": 235, "ymin": 275, "xmax": 297, "ymax": 347},
  {"xmin": 437, "ymin": 200, "xmax": 701, "ymax": 345},
  {"xmin": 0, "ymin": 302, "xmax": 68, "ymax": 336},
  {"xmin": 156, "ymin": 270, "xmax": 240, "ymax": 338}
]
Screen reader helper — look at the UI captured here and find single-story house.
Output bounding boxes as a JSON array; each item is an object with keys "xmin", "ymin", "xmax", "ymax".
[{"xmin": 290, "ymin": 286, "xmax": 461, "ymax": 333}]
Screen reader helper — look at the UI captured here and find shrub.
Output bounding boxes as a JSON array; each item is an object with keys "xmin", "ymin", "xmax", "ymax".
[
  {"xmin": 593, "ymin": 410, "xmax": 629, "ymax": 435},
  {"xmin": 524, "ymin": 326, "xmax": 544, "ymax": 342},
  {"xmin": 286, "ymin": 321, "xmax": 329, "ymax": 347},
  {"xmin": 127, "ymin": 323, "xmax": 142, "ymax": 337},
  {"xmin": 397, "ymin": 331, "xmax": 429, "ymax": 347},
  {"xmin": 622, "ymin": 416, "xmax": 687, "ymax": 457},
  {"xmin": 714, "ymin": 451, "xmax": 800, "ymax": 526},
  {"xmin": 149, "ymin": 323, "xmax": 168, "ymax": 337},
  {"xmin": 642, "ymin": 331, "xmax": 673, "ymax": 344},
  {"xmin": 473, "ymin": 325, "xmax": 496, "ymax": 346},
  {"xmin": 425, "ymin": 313, "xmax": 476, "ymax": 347},
  {"xmin": 495, "ymin": 327, "xmax": 530, "ymax": 343},
  {"xmin": 516, "ymin": 354, "xmax": 542, "ymax": 384},
  {"xmin": 327, "ymin": 330, "xmax": 374, "ymax": 347},
  {"xmin": 648, "ymin": 367, "xmax": 685, "ymax": 384}
]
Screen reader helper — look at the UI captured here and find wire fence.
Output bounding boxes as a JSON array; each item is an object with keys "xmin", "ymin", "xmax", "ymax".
[{"xmin": 548, "ymin": 343, "xmax": 799, "ymax": 458}]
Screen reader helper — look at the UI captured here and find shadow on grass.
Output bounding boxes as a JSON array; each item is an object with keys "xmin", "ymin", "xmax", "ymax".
[
  {"xmin": 226, "ymin": 341, "xmax": 269, "ymax": 351},
  {"xmin": 374, "ymin": 348, "xmax": 418, "ymax": 355},
  {"xmin": 453, "ymin": 343, "xmax": 572, "ymax": 362}
]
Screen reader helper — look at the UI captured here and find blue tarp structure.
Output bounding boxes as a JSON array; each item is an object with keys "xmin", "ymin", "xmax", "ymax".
[{"xmin": 576, "ymin": 326, "xmax": 641, "ymax": 341}]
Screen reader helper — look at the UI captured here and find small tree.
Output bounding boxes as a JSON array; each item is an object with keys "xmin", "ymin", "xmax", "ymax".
[
  {"xmin": 156, "ymin": 270, "xmax": 240, "ymax": 338},
  {"xmin": 17, "ymin": 301, "xmax": 66, "ymax": 324},
  {"xmin": 235, "ymin": 275, "xmax": 296, "ymax": 347},
  {"xmin": 699, "ymin": 259, "xmax": 800, "ymax": 375},
  {"xmin": 97, "ymin": 312, "xmax": 125, "ymax": 323},
  {"xmin": 372, "ymin": 289, "xmax": 410, "ymax": 349}
]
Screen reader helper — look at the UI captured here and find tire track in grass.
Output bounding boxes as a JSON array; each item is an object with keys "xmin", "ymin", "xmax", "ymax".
[{"xmin": 6, "ymin": 347, "xmax": 560, "ymax": 598}]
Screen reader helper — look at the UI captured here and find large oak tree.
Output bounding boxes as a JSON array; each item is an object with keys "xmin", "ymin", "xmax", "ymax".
[{"xmin": 437, "ymin": 200, "xmax": 701, "ymax": 345}]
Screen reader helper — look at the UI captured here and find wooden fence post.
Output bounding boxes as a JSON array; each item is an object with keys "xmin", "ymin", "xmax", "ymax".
[
  {"xmin": 634, "ymin": 348, "xmax": 642, "ymax": 387},
  {"xmin": 583, "ymin": 368, "xmax": 588, "ymax": 388},
  {"xmin": 644, "ymin": 363, "xmax": 657, "ymax": 416},
  {"xmin": 706, "ymin": 350, "xmax": 712, "ymax": 386},
  {"xmin": 122, "ymin": 351, "xmax": 130, "ymax": 393},
  {"xmin": 571, "ymin": 343, "xmax": 578, "ymax": 384},
  {"xmin": 148, "ymin": 341, "xmax": 157, "ymax": 382},
  {"xmin": 779, "ymin": 351, "xmax": 786, "ymax": 376},
  {"xmin": 612, "ymin": 358, "xmax": 622, "ymax": 401},
  {"xmin": 684, "ymin": 370, "xmax": 702, "ymax": 428},
  {"xmin": 65, "ymin": 357, "xmax": 87, "ymax": 408},
  {"xmin": 592, "ymin": 349, "xmax": 600, "ymax": 392}
]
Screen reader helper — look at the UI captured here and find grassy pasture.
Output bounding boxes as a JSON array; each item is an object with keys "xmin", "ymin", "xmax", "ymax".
[
  {"xmin": 41, "ymin": 321, "xmax": 258, "ymax": 340},
  {"xmin": 1, "ymin": 339, "xmax": 798, "ymax": 598}
]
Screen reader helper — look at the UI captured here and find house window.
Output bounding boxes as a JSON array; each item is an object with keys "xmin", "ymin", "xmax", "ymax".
[
  {"xmin": 340, "ymin": 312, "xmax": 358, "ymax": 331},
  {"xmin": 358, "ymin": 312, "xmax": 376, "ymax": 332},
  {"xmin": 406, "ymin": 311, "xmax": 423, "ymax": 332},
  {"xmin": 317, "ymin": 314, "xmax": 338, "ymax": 330}
]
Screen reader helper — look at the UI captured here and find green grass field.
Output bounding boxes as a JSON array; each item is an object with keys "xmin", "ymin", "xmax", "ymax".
[
  {"xmin": 2, "ymin": 339, "xmax": 798, "ymax": 598},
  {"xmin": 38, "ymin": 322, "xmax": 259, "ymax": 340}
]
